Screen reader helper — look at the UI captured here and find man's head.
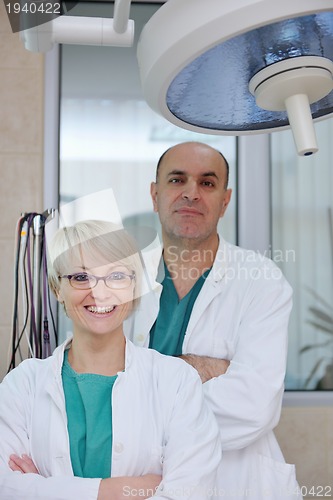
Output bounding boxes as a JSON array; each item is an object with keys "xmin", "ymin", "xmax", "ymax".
[
  {"xmin": 151, "ymin": 142, "xmax": 232, "ymax": 246},
  {"xmin": 156, "ymin": 143, "xmax": 230, "ymax": 189}
]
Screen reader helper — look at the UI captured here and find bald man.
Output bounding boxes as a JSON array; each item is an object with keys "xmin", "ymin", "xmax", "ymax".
[{"xmin": 125, "ymin": 142, "xmax": 302, "ymax": 500}]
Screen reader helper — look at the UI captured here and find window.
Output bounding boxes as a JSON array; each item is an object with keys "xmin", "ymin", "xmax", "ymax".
[
  {"xmin": 52, "ymin": 1, "xmax": 333, "ymax": 393},
  {"xmin": 58, "ymin": 2, "xmax": 237, "ymax": 341},
  {"xmin": 271, "ymin": 119, "xmax": 333, "ymax": 390}
]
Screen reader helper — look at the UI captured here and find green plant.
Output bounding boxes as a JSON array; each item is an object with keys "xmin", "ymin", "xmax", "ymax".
[{"xmin": 300, "ymin": 287, "xmax": 333, "ymax": 389}]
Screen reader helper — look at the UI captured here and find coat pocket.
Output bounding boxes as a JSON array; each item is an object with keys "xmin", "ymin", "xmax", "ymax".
[{"xmin": 254, "ymin": 453, "xmax": 303, "ymax": 499}]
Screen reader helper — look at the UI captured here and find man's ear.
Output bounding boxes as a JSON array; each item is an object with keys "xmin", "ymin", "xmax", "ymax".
[
  {"xmin": 220, "ymin": 188, "xmax": 232, "ymax": 217},
  {"xmin": 150, "ymin": 181, "xmax": 158, "ymax": 213}
]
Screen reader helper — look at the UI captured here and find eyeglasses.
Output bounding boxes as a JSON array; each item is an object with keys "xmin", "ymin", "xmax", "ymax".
[{"xmin": 59, "ymin": 271, "xmax": 135, "ymax": 290}]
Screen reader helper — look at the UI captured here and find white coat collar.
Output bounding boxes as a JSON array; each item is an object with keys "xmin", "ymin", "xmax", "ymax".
[
  {"xmin": 50, "ymin": 335, "xmax": 137, "ymax": 377},
  {"xmin": 209, "ymin": 236, "xmax": 232, "ymax": 283}
]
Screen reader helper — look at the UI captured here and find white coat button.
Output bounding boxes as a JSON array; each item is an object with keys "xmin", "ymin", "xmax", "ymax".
[
  {"xmin": 114, "ymin": 442, "xmax": 124, "ymax": 453},
  {"xmin": 136, "ymin": 334, "xmax": 145, "ymax": 342}
]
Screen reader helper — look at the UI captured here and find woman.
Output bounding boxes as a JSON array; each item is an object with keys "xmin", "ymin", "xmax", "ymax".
[{"xmin": 0, "ymin": 220, "xmax": 221, "ymax": 500}]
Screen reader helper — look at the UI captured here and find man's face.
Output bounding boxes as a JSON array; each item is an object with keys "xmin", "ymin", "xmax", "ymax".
[{"xmin": 150, "ymin": 143, "xmax": 232, "ymax": 244}]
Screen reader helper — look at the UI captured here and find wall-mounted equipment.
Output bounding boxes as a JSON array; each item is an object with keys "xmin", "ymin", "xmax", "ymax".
[
  {"xmin": 9, "ymin": 210, "xmax": 57, "ymax": 371},
  {"xmin": 20, "ymin": 0, "xmax": 134, "ymax": 52}
]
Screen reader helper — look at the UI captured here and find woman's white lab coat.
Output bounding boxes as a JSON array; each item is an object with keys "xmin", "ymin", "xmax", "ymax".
[
  {"xmin": 125, "ymin": 237, "xmax": 303, "ymax": 499},
  {"xmin": 0, "ymin": 338, "xmax": 221, "ymax": 500}
]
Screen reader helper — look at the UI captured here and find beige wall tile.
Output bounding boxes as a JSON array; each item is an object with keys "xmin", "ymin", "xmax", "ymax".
[
  {"xmin": 0, "ymin": 33, "xmax": 44, "ymax": 69},
  {"xmin": 0, "ymin": 1, "xmax": 44, "ymax": 66},
  {"xmin": 0, "ymin": 69, "xmax": 43, "ymax": 153},
  {"xmin": 0, "ymin": 235, "xmax": 35, "ymax": 381},
  {"xmin": 0, "ymin": 154, "xmax": 43, "ymax": 237},
  {"xmin": 0, "ymin": 325, "xmax": 32, "ymax": 382},
  {"xmin": 327, "ymin": 407, "xmax": 333, "ymax": 490},
  {"xmin": 0, "ymin": 0, "xmax": 44, "ymax": 378},
  {"xmin": 276, "ymin": 407, "xmax": 332, "ymax": 493},
  {"xmin": 0, "ymin": 238, "xmax": 15, "ymax": 328},
  {"xmin": 0, "ymin": 326, "xmax": 11, "ymax": 382},
  {"xmin": 0, "ymin": 1, "xmax": 13, "ymax": 33}
]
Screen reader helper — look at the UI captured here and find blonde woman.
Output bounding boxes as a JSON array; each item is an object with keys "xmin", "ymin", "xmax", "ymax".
[{"xmin": 0, "ymin": 220, "xmax": 221, "ymax": 500}]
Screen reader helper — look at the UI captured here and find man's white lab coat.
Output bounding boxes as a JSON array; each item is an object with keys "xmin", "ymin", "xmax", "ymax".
[{"xmin": 125, "ymin": 237, "xmax": 302, "ymax": 499}]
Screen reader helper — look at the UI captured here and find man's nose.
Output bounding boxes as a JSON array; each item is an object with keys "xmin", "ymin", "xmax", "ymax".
[{"xmin": 182, "ymin": 181, "xmax": 200, "ymax": 201}]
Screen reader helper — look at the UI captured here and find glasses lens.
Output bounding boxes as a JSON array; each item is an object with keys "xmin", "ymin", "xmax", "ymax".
[
  {"xmin": 106, "ymin": 272, "xmax": 132, "ymax": 289},
  {"xmin": 70, "ymin": 273, "xmax": 96, "ymax": 289}
]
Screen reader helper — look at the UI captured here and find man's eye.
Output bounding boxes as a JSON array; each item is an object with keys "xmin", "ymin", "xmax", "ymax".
[
  {"xmin": 73, "ymin": 273, "xmax": 89, "ymax": 282},
  {"xmin": 202, "ymin": 181, "xmax": 215, "ymax": 187},
  {"xmin": 169, "ymin": 178, "xmax": 183, "ymax": 183}
]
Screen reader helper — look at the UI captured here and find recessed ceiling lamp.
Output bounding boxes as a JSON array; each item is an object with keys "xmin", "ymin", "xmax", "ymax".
[{"xmin": 137, "ymin": 0, "xmax": 333, "ymax": 156}]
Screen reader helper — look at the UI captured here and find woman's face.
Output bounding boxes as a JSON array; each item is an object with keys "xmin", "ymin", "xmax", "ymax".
[{"xmin": 57, "ymin": 252, "xmax": 135, "ymax": 339}]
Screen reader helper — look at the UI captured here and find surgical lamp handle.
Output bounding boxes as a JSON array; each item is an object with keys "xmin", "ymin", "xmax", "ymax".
[{"xmin": 113, "ymin": 0, "xmax": 132, "ymax": 34}]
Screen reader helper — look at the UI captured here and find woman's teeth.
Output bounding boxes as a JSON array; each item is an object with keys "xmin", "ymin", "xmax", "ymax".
[{"xmin": 87, "ymin": 306, "xmax": 115, "ymax": 314}]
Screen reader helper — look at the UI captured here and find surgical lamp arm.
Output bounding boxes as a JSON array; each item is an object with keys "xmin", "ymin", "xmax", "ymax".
[{"xmin": 20, "ymin": 0, "xmax": 134, "ymax": 52}]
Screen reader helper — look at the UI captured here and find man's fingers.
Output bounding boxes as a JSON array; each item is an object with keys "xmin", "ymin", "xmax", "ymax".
[
  {"xmin": 8, "ymin": 454, "xmax": 39, "ymax": 474},
  {"xmin": 178, "ymin": 354, "xmax": 230, "ymax": 382},
  {"xmin": 8, "ymin": 457, "xmax": 23, "ymax": 473}
]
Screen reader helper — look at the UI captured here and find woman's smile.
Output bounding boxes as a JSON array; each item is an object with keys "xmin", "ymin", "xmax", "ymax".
[{"xmin": 85, "ymin": 305, "xmax": 117, "ymax": 315}]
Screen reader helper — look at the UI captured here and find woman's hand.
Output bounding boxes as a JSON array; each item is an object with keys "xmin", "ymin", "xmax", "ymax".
[
  {"xmin": 8, "ymin": 454, "xmax": 161, "ymax": 499},
  {"xmin": 8, "ymin": 454, "xmax": 39, "ymax": 474}
]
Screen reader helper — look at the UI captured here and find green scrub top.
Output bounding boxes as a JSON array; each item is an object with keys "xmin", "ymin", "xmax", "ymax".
[
  {"xmin": 62, "ymin": 350, "xmax": 117, "ymax": 479},
  {"xmin": 149, "ymin": 263, "xmax": 211, "ymax": 356}
]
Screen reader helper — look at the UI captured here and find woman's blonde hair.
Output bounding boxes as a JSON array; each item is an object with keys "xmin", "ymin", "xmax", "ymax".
[{"xmin": 47, "ymin": 220, "xmax": 143, "ymax": 307}]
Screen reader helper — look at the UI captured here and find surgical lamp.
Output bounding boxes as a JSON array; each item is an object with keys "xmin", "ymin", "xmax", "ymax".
[
  {"xmin": 18, "ymin": 0, "xmax": 333, "ymax": 156},
  {"xmin": 137, "ymin": 0, "xmax": 333, "ymax": 156}
]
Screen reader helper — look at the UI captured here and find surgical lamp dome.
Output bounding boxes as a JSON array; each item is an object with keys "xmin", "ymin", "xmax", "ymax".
[{"xmin": 137, "ymin": 0, "xmax": 333, "ymax": 156}]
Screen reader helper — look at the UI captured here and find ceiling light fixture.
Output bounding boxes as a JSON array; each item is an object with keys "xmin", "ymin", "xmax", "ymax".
[
  {"xmin": 249, "ymin": 56, "xmax": 333, "ymax": 155},
  {"xmin": 137, "ymin": 0, "xmax": 333, "ymax": 156}
]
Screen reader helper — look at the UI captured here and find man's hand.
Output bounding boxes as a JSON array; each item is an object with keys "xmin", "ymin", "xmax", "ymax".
[
  {"xmin": 8, "ymin": 454, "xmax": 39, "ymax": 474},
  {"xmin": 98, "ymin": 474, "xmax": 162, "ymax": 500},
  {"xmin": 179, "ymin": 354, "xmax": 230, "ymax": 383}
]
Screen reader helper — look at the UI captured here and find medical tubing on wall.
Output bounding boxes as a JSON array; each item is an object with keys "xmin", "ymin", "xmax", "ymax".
[{"xmin": 8, "ymin": 210, "xmax": 56, "ymax": 372}]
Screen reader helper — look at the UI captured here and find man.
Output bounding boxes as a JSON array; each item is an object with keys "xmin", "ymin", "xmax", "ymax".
[{"xmin": 125, "ymin": 141, "xmax": 302, "ymax": 499}]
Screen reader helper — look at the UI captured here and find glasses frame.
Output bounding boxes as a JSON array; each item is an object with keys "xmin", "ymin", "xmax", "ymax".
[{"xmin": 59, "ymin": 271, "xmax": 136, "ymax": 290}]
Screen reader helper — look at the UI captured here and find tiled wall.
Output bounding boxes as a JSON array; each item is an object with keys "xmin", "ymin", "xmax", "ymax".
[
  {"xmin": 0, "ymin": 3, "xmax": 332, "ymax": 497},
  {"xmin": 276, "ymin": 406, "xmax": 333, "ymax": 499},
  {"xmin": 0, "ymin": 2, "xmax": 44, "ymax": 380}
]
